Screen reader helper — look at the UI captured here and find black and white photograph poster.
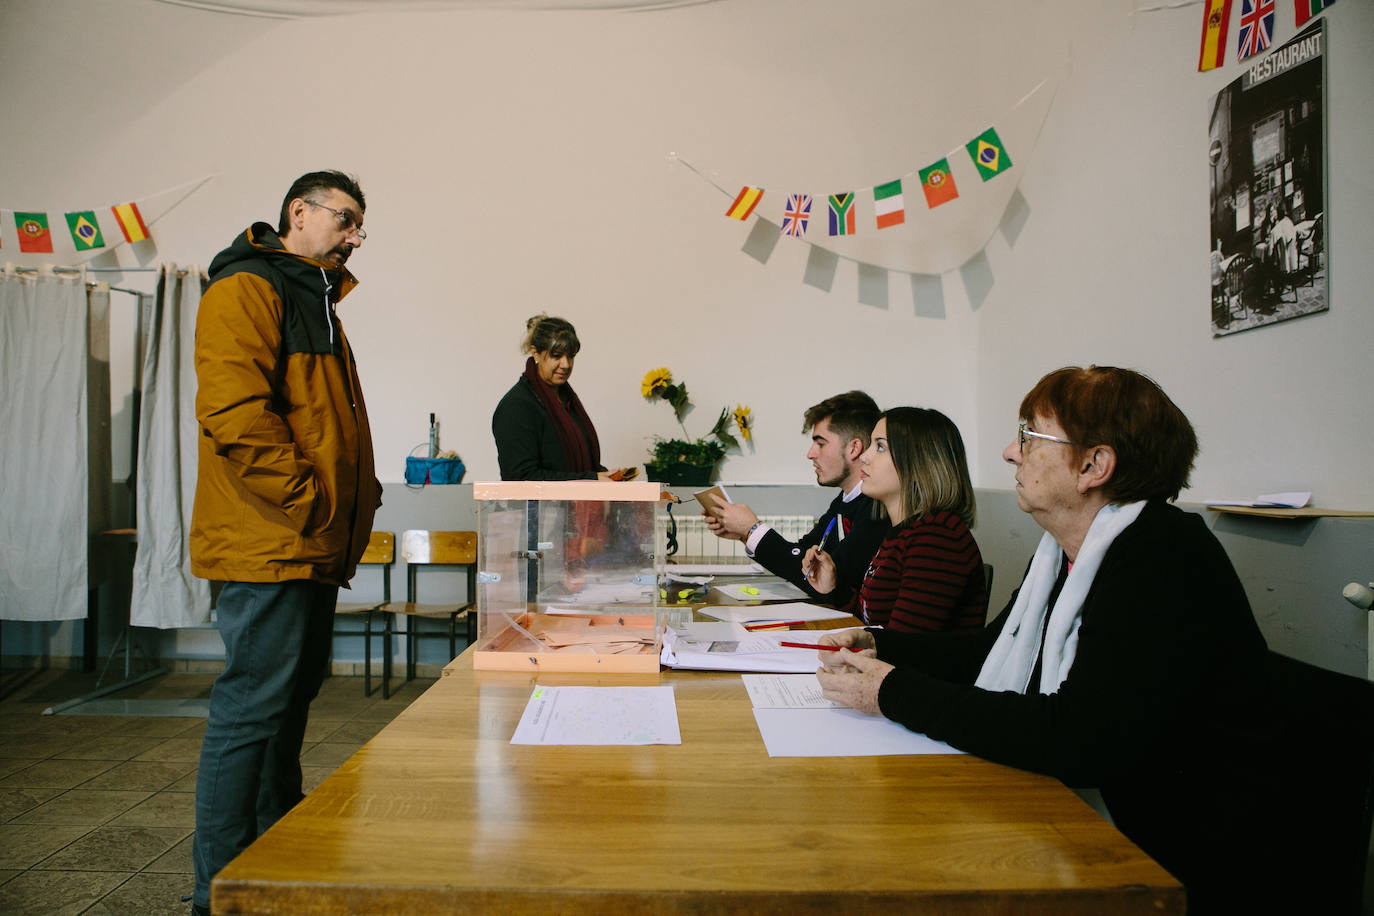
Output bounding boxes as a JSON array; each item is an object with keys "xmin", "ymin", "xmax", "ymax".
[{"xmin": 1208, "ymin": 18, "xmax": 1327, "ymax": 338}]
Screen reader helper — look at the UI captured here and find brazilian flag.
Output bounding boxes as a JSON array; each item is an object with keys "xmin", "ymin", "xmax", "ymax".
[
  {"xmin": 65, "ymin": 211, "xmax": 106, "ymax": 250},
  {"xmin": 966, "ymin": 127, "xmax": 1012, "ymax": 182}
]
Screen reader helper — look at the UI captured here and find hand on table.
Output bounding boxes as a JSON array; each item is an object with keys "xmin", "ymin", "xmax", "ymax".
[
  {"xmin": 801, "ymin": 545, "xmax": 837, "ymax": 594},
  {"xmin": 817, "ymin": 629, "xmax": 875, "ymax": 653},
  {"xmin": 815, "ymin": 648, "xmax": 893, "ymax": 717},
  {"xmin": 703, "ymin": 502, "xmax": 759, "ymax": 540}
]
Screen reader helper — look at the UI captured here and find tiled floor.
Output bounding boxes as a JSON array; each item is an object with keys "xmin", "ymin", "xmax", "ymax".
[{"xmin": 0, "ymin": 668, "xmax": 430, "ymax": 915}]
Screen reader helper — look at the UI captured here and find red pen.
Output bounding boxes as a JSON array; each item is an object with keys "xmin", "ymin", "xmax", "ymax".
[
  {"xmin": 744, "ymin": 620, "xmax": 806, "ymax": 631},
  {"xmin": 779, "ymin": 641, "xmax": 859, "ymax": 652}
]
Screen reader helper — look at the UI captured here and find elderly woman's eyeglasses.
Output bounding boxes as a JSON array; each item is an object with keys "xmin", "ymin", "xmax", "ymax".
[
  {"xmin": 1017, "ymin": 420, "xmax": 1076, "ymax": 452},
  {"xmin": 305, "ymin": 200, "xmax": 367, "ymax": 240}
]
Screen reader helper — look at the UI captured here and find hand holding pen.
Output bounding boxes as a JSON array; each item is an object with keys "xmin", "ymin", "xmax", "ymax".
[{"xmin": 801, "ymin": 544, "xmax": 838, "ymax": 594}]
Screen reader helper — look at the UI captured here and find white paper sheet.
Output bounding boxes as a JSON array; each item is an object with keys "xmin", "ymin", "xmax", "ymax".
[
  {"xmin": 664, "ymin": 562, "xmax": 766, "ymax": 576},
  {"xmin": 660, "ymin": 623, "xmax": 825, "ymax": 673},
  {"xmin": 698, "ymin": 602, "xmax": 852, "ymax": 625},
  {"xmin": 510, "ymin": 686, "xmax": 681, "ymax": 746},
  {"xmin": 742, "ymin": 673, "xmax": 845, "ymax": 708},
  {"xmin": 714, "ymin": 580, "xmax": 810, "ymax": 602},
  {"xmin": 1202, "ymin": 491, "xmax": 1311, "ymax": 508},
  {"xmin": 751, "ymin": 707, "xmax": 963, "ymax": 757}
]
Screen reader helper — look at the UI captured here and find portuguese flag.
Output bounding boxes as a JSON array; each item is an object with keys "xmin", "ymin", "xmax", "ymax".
[
  {"xmin": 15, "ymin": 212, "xmax": 53, "ymax": 253},
  {"xmin": 919, "ymin": 159, "xmax": 959, "ymax": 209}
]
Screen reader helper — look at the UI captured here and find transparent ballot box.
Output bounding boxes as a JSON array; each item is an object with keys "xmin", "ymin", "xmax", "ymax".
[{"xmin": 472, "ymin": 480, "xmax": 665, "ymax": 672}]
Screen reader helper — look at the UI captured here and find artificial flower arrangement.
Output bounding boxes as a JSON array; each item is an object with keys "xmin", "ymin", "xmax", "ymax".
[{"xmin": 640, "ymin": 367, "xmax": 751, "ymax": 476}]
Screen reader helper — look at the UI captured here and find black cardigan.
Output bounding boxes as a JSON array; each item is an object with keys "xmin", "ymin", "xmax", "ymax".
[
  {"xmin": 491, "ymin": 376, "xmax": 601, "ymax": 481},
  {"xmin": 871, "ymin": 500, "xmax": 1279, "ymax": 912}
]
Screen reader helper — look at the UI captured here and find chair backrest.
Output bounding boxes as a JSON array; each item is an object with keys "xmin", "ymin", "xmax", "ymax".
[
  {"xmin": 1224, "ymin": 255, "xmax": 1248, "ymax": 295},
  {"xmin": 401, "ymin": 530, "xmax": 477, "ymax": 566},
  {"xmin": 1264, "ymin": 651, "xmax": 1374, "ymax": 914},
  {"xmin": 360, "ymin": 530, "xmax": 396, "ymax": 566}
]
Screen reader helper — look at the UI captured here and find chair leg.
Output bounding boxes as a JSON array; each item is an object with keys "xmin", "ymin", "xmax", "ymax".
[
  {"xmin": 382, "ymin": 613, "xmax": 393, "ymax": 700},
  {"xmin": 405, "ymin": 616, "xmax": 417, "ymax": 685},
  {"xmin": 363, "ymin": 612, "xmax": 374, "ymax": 698},
  {"xmin": 448, "ymin": 614, "xmax": 457, "ymax": 665}
]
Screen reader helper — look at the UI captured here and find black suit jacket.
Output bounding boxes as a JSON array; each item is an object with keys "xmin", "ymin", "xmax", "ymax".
[{"xmin": 752, "ymin": 490, "xmax": 888, "ymax": 600}]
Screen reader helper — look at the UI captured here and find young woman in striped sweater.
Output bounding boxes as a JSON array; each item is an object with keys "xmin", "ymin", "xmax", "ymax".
[{"xmin": 805, "ymin": 407, "xmax": 987, "ymax": 633}]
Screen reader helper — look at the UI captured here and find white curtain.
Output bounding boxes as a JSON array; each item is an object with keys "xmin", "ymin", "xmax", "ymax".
[
  {"xmin": 131, "ymin": 265, "xmax": 211, "ymax": 628},
  {"xmin": 0, "ymin": 266, "xmax": 106, "ymax": 621}
]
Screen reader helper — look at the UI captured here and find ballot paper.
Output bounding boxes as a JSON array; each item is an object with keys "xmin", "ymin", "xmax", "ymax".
[
  {"xmin": 698, "ymin": 601, "xmax": 851, "ymax": 626},
  {"xmin": 510, "ymin": 686, "xmax": 681, "ymax": 746},
  {"xmin": 742, "ymin": 673, "xmax": 846, "ymax": 708}
]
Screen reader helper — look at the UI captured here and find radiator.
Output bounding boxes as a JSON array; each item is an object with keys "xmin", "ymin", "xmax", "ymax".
[{"xmin": 656, "ymin": 513, "xmax": 816, "ymax": 564}]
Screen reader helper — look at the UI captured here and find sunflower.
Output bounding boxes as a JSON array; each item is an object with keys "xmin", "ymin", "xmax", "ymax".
[
  {"xmin": 733, "ymin": 405, "xmax": 753, "ymax": 442},
  {"xmin": 641, "ymin": 367, "xmax": 673, "ymax": 399}
]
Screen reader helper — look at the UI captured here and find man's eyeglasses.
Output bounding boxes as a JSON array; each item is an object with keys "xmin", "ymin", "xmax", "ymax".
[
  {"xmin": 305, "ymin": 200, "xmax": 366, "ymax": 240},
  {"xmin": 1017, "ymin": 420, "xmax": 1076, "ymax": 452}
]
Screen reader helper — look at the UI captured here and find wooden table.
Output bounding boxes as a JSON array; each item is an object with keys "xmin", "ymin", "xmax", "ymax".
[{"xmin": 214, "ymin": 650, "xmax": 1183, "ymax": 914}]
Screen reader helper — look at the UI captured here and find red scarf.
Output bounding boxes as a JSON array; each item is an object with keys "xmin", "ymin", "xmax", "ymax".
[{"xmin": 522, "ymin": 356, "xmax": 601, "ymax": 473}]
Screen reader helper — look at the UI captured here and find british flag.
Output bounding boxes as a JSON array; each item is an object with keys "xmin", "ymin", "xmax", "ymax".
[
  {"xmin": 1236, "ymin": 0, "xmax": 1274, "ymax": 61},
  {"xmin": 782, "ymin": 193, "xmax": 812, "ymax": 238}
]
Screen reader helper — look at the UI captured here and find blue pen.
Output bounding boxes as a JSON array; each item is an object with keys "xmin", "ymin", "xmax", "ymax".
[{"xmin": 818, "ymin": 516, "xmax": 838, "ymax": 553}]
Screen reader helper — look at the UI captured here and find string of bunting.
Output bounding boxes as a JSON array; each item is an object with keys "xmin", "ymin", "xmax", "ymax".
[
  {"xmin": 1, "ymin": 176, "xmax": 215, "ymax": 255},
  {"xmin": 1197, "ymin": 0, "xmax": 1335, "ymax": 72},
  {"xmin": 715, "ymin": 122, "xmax": 1013, "ymax": 239},
  {"xmin": 677, "ymin": 74, "xmax": 1055, "ymax": 270}
]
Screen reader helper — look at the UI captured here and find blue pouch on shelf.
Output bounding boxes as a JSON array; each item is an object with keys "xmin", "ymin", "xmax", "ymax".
[{"xmin": 404, "ymin": 457, "xmax": 466, "ymax": 486}]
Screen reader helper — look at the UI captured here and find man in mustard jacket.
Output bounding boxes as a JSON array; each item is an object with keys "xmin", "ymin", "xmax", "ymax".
[{"xmin": 189, "ymin": 170, "xmax": 381, "ymax": 916}]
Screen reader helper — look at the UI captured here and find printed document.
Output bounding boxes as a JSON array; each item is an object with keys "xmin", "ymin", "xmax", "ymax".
[{"xmin": 511, "ymin": 686, "xmax": 681, "ymax": 746}]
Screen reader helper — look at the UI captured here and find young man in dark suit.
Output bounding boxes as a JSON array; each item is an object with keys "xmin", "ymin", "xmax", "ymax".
[{"xmin": 703, "ymin": 391, "xmax": 889, "ymax": 601}]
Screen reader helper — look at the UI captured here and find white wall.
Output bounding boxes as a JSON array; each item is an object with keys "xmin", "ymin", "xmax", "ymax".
[{"xmin": 1, "ymin": 1, "xmax": 1370, "ymax": 651}]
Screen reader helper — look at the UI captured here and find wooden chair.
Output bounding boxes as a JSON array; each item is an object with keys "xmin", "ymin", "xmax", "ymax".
[
  {"xmin": 332, "ymin": 530, "xmax": 395, "ymax": 698},
  {"xmin": 378, "ymin": 530, "xmax": 478, "ymax": 690},
  {"xmin": 1223, "ymin": 255, "xmax": 1250, "ymax": 323}
]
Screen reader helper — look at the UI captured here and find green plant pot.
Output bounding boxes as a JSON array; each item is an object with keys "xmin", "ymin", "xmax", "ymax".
[{"xmin": 644, "ymin": 461, "xmax": 715, "ymax": 487}]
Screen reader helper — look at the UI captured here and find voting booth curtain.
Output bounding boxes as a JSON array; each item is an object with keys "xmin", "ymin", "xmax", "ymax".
[
  {"xmin": 0, "ymin": 267, "xmax": 111, "ymax": 622},
  {"xmin": 130, "ymin": 265, "xmax": 211, "ymax": 629}
]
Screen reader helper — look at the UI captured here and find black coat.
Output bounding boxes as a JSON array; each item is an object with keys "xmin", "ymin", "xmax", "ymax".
[{"xmin": 491, "ymin": 376, "xmax": 601, "ymax": 481}]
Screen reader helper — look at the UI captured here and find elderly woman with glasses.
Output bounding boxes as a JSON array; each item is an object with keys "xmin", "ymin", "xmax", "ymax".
[{"xmin": 815, "ymin": 366, "xmax": 1279, "ymax": 914}]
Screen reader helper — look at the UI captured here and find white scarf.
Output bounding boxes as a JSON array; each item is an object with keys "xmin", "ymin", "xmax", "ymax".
[{"xmin": 975, "ymin": 501, "xmax": 1145, "ymax": 695}]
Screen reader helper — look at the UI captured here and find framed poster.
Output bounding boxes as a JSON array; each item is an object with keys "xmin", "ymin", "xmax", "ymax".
[{"xmin": 1207, "ymin": 18, "xmax": 1327, "ymax": 338}]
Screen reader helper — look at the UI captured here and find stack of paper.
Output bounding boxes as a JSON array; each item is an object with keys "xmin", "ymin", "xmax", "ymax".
[{"xmin": 661, "ymin": 622, "xmax": 844, "ymax": 672}]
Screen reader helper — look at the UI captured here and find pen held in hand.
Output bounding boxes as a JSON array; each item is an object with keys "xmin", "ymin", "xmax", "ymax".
[{"xmin": 779, "ymin": 641, "xmax": 860, "ymax": 652}]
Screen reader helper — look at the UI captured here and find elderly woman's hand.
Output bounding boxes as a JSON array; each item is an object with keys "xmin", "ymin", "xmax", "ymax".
[
  {"xmin": 817, "ymin": 628, "xmax": 875, "ymax": 653},
  {"xmin": 815, "ymin": 650, "xmax": 893, "ymax": 717}
]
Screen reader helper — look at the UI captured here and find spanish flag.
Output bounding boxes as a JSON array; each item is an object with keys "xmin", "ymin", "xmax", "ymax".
[
  {"xmin": 111, "ymin": 201, "xmax": 151, "ymax": 243},
  {"xmin": 1198, "ymin": 0, "xmax": 1233, "ymax": 72},
  {"xmin": 725, "ymin": 186, "xmax": 763, "ymax": 221}
]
